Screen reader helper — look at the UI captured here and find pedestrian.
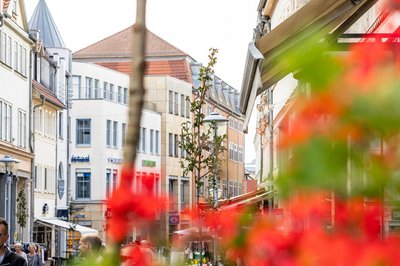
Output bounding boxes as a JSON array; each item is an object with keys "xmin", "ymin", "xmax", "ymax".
[
  {"xmin": 15, "ymin": 242, "xmax": 28, "ymax": 262},
  {"xmin": 27, "ymin": 243, "xmax": 43, "ymax": 266},
  {"xmin": 0, "ymin": 218, "xmax": 27, "ymax": 266},
  {"xmin": 78, "ymin": 233, "xmax": 103, "ymax": 263}
]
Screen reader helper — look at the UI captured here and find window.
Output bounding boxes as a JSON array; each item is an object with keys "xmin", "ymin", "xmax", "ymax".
[
  {"xmin": 0, "ymin": 32, "xmax": 6, "ymax": 63},
  {"xmin": 34, "ymin": 166, "xmax": 38, "ymax": 190},
  {"xmin": 106, "ymin": 169, "xmax": 111, "ymax": 198},
  {"xmin": 238, "ymin": 146, "xmax": 243, "ymax": 163},
  {"xmin": 94, "ymin": 79, "xmax": 100, "ymax": 98},
  {"xmin": 150, "ymin": 129, "xmax": 154, "ymax": 153},
  {"xmin": 180, "ymin": 94, "xmax": 185, "ymax": 116},
  {"xmin": 117, "ymin": 86, "xmax": 122, "ymax": 102},
  {"xmin": 181, "ymin": 179, "xmax": 189, "ymax": 209},
  {"xmin": 185, "ymin": 97, "xmax": 190, "ymax": 118},
  {"xmin": 168, "ymin": 91, "xmax": 173, "ymax": 114},
  {"xmin": 180, "ymin": 135, "xmax": 185, "ymax": 158},
  {"xmin": 155, "ymin": 130, "xmax": 159, "ymax": 154},
  {"xmin": 109, "ymin": 84, "xmax": 114, "ymax": 100},
  {"xmin": 1, "ymin": 101, "xmax": 12, "ymax": 142},
  {"xmin": 72, "ymin": 76, "xmax": 81, "ymax": 98},
  {"xmin": 122, "ymin": 123, "xmax": 126, "ymax": 147},
  {"xmin": 168, "ymin": 133, "xmax": 173, "ymax": 156},
  {"xmin": 113, "ymin": 170, "xmax": 118, "ymax": 192},
  {"xmin": 174, "ymin": 92, "xmax": 179, "ymax": 115},
  {"xmin": 103, "ymin": 82, "xmax": 108, "ymax": 99},
  {"xmin": 106, "ymin": 120, "xmax": 111, "ymax": 146},
  {"xmin": 174, "ymin": 134, "xmax": 178, "ymax": 157},
  {"xmin": 123, "ymin": 88, "xmax": 128, "ymax": 104},
  {"xmin": 229, "ymin": 142, "xmax": 233, "ymax": 160},
  {"xmin": 58, "ymin": 112, "xmax": 64, "ymax": 139},
  {"xmin": 85, "ymin": 77, "xmax": 93, "ymax": 99},
  {"xmin": 44, "ymin": 168, "xmax": 48, "ymax": 191},
  {"xmin": 141, "ymin": 127, "xmax": 146, "ymax": 153},
  {"xmin": 76, "ymin": 119, "xmax": 91, "ymax": 145},
  {"xmin": 12, "ymin": 0, "xmax": 17, "ymax": 13},
  {"xmin": 113, "ymin": 121, "xmax": 118, "ymax": 147},
  {"xmin": 76, "ymin": 172, "xmax": 91, "ymax": 199},
  {"xmin": 137, "ymin": 127, "xmax": 141, "ymax": 152},
  {"xmin": 234, "ymin": 144, "xmax": 238, "ymax": 161},
  {"xmin": 17, "ymin": 110, "xmax": 26, "ymax": 148}
]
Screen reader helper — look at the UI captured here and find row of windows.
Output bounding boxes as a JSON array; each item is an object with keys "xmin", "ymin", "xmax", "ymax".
[
  {"xmin": 137, "ymin": 127, "xmax": 160, "ymax": 155},
  {"xmin": 168, "ymin": 177, "xmax": 190, "ymax": 210},
  {"xmin": 72, "ymin": 76, "xmax": 128, "ymax": 104},
  {"xmin": 229, "ymin": 117, "xmax": 243, "ymax": 132},
  {"xmin": 168, "ymin": 91, "xmax": 190, "ymax": 118},
  {"xmin": 34, "ymin": 165, "xmax": 56, "ymax": 194},
  {"xmin": 229, "ymin": 143, "xmax": 243, "ymax": 163},
  {"xmin": 35, "ymin": 107, "xmax": 56, "ymax": 139},
  {"xmin": 0, "ymin": 30, "xmax": 27, "ymax": 77},
  {"xmin": 0, "ymin": 99, "xmax": 27, "ymax": 148},
  {"xmin": 168, "ymin": 133, "xmax": 187, "ymax": 158},
  {"xmin": 222, "ymin": 180, "xmax": 242, "ymax": 198},
  {"xmin": 106, "ymin": 120, "xmax": 125, "ymax": 148},
  {"xmin": 76, "ymin": 170, "xmax": 160, "ymax": 200}
]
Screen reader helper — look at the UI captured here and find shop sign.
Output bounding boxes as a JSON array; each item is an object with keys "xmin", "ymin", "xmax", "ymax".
[
  {"xmin": 57, "ymin": 209, "xmax": 68, "ymax": 221},
  {"xmin": 71, "ymin": 155, "xmax": 90, "ymax": 163},
  {"xmin": 108, "ymin": 157, "xmax": 123, "ymax": 164},
  {"xmin": 392, "ymin": 209, "xmax": 400, "ymax": 220},
  {"xmin": 142, "ymin": 160, "xmax": 156, "ymax": 167}
]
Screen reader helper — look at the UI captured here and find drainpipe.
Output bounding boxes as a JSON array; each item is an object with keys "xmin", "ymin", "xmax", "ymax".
[{"xmin": 268, "ymin": 87, "xmax": 273, "ymax": 210}]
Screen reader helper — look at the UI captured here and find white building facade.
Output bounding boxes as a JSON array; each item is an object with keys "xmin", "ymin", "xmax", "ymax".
[{"xmin": 70, "ymin": 62, "xmax": 162, "ymax": 241}]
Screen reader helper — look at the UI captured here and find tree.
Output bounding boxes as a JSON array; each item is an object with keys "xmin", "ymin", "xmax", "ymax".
[
  {"xmin": 179, "ymin": 48, "xmax": 226, "ymax": 207},
  {"xmin": 16, "ymin": 187, "xmax": 28, "ymax": 241}
]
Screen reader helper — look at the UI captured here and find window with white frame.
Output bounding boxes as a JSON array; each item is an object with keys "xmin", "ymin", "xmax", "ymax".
[
  {"xmin": 180, "ymin": 94, "xmax": 185, "ymax": 117},
  {"xmin": 141, "ymin": 127, "xmax": 146, "ymax": 153},
  {"xmin": 76, "ymin": 119, "xmax": 91, "ymax": 145},
  {"xmin": 174, "ymin": 92, "xmax": 179, "ymax": 115},
  {"xmin": 238, "ymin": 146, "xmax": 243, "ymax": 163},
  {"xmin": 168, "ymin": 90, "xmax": 173, "ymax": 114},
  {"xmin": 185, "ymin": 97, "xmax": 190, "ymax": 118},
  {"xmin": 58, "ymin": 112, "xmax": 64, "ymax": 139},
  {"xmin": 180, "ymin": 135, "xmax": 185, "ymax": 158},
  {"xmin": 44, "ymin": 168, "xmax": 48, "ymax": 192},
  {"xmin": 150, "ymin": 129, "xmax": 154, "ymax": 153},
  {"xmin": 12, "ymin": 0, "xmax": 17, "ymax": 13},
  {"xmin": 106, "ymin": 169, "xmax": 111, "ymax": 198},
  {"xmin": 85, "ymin": 77, "xmax": 93, "ymax": 99},
  {"xmin": 123, "ymin": 87, "xmax": 128, "ymax": 104},
  {"xmin": 18, "ymin": 110, "xmax": 26, "ymax": 148},
  {"xmin": 118, "ymin": 86, "xmax": 122, "ymax": 102},
  {"xmin": 76, "ymin": 171, "xmax": 91, "ymax": 199},
  {"xmin": 229, "ymin": 142, "xmax": 233, "ymax": 160},
  {"xmin": 168, "ymin": 133, "xmax": 173, "ymax": 156},
  {"xmin": 0, "ymin": 100, "xmax": 12, "ymax": 142},
  {"xmin": 122, "ymin": 123, "xmax": 126, "ymax": 147},
  {"xmin": 137, "ymin": 127, "xmax": 141, "ymax": 152},
  {"xmin": 72, "ymin": 75, "xmax": 81, "ymax": 98},
  {"xmin": 113, "ymin": 170, "xmax": 118, "ymax": 192},
  {"xmin": 94, "ymin": 79, "xmax": 100, "ymax": 98},
  {"xmin": 109, "ymin": 83, "xmax": 114, "ymax": 100},
  {"xmin": 234, "ymin": 144, "xmax": 238, "ymax": 161},
  {"xmin": 106, "ymin": 120, "xmax": 111, "ymax": 146},
  {"xmin": 113, "ymin": 121, "xmax": 118, "ymax": 148},
  {"xmin": 174, "ymin": 134, "xmax": 178, "ymax": 157},
  {"xmin": 103, "ymin": 82, "xmax": 108, "ymax": 99},
  {"xmin": 34, "ymin": 166, "xmax": 38, "ymax": 190},
  {"xmin": 155, "ymin": 130, "xmax": 159, "ymax": 154}
]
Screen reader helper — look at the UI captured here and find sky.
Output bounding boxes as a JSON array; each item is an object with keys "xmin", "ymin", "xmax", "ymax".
[{"xmin": 24, "ymin": 0, "xmax": 260, "ymax": 163}]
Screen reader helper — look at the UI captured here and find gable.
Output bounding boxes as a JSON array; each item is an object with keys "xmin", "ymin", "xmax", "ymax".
[{"xmin": 3, "ymin": 0, "xmax": 29, "ymax": 31}]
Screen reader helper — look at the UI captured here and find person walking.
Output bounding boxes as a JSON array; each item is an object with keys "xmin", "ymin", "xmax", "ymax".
[
  {"xmin": 14, "ymin": 242, "xmax": 28, "ymax": 262},
  {"xmin": 0, "ymin": 218, "xmax": 28, "ymax": 266},
  {"xmin": 27, "ymin": 243, "xmax": 43, "ymax": 266}
]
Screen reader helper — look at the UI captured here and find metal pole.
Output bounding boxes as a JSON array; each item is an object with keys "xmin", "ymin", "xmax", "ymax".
[
  {"xmin": 7, "ymin": 171, "xmax": 12, "ymax": 244},
  {"xmin": 213, "ymin": 124, "xmax": 218, "ymax": 265}
]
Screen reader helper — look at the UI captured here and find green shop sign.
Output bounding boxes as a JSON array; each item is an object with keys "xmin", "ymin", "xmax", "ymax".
[{"xmin": 142, "ymin": 160, "xmax": 156, "ymax": 167}]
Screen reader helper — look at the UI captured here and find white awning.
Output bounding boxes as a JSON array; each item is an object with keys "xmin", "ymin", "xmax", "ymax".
[{"xmin": 35, "ymin": 218, "xmax": 98, "ymax": 235}]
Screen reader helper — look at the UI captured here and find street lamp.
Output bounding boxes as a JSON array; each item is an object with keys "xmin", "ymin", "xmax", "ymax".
[
  {"xmin": 204, "ymin": 112, "xmax": 227, "ymax": 266},
  {"xmin": 0, "ymin": 155, "xmax": 20, "ymax": 244}
]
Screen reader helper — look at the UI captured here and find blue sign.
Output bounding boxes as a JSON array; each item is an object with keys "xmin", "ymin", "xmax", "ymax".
[
  {"xmin": 169, "ymin": 212, "xmax": 180, "ymax": 225},
  {"xmin": 71, "ymin": 155, "xmax": 90, "ymax": 163}
]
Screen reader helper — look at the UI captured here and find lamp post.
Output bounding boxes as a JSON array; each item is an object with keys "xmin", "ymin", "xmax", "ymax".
[
  {"xmin": 0, "ymin": 155, "xmax": 20, "ymax": 244},
  {"xmin": 204, "ymin": 111, "xmax": 228, "ymax": 265}
]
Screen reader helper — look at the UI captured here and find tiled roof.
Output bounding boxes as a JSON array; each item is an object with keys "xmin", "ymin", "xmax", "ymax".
[
  {"xmin": 96, "ymin": 59, "xmax": 193, "ymax": 84},
  {"xmin": 3, "ymin": 0, "xmax": 9, "ymax": 11},
  {"xmin": 73, "ymin": 27, "xmax": 188, "ymax": 59},
  {"xmin": 32, "ymin": 80, "xmax": 66, "ymax": 109}
]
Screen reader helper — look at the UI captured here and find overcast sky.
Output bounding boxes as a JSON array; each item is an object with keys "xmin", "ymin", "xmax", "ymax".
[{"xmin": 25, "ymin": 0, "xmax": 259, "ymax": 163}]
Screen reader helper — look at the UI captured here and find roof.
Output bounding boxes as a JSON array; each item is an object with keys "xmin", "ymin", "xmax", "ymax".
[
  {"xmin": 32, "ymin": 80, "xmax": 66, "ymax": 109},
  {"xmin": 28, "ymin": 0, "xmax": 66, "ymax": 48},
  {"xmin": 73, "ymin": 27, "xmax": 188, "ymax": 59},
  {"xmin": 96, "ymin": 59, "xmax": 193, "ymax": 84}
]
